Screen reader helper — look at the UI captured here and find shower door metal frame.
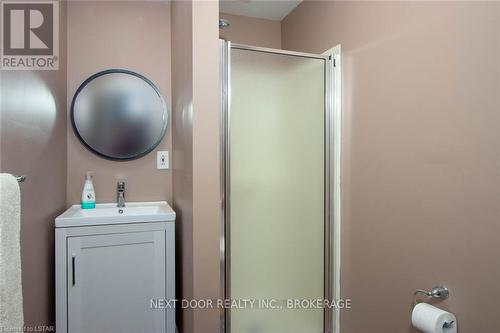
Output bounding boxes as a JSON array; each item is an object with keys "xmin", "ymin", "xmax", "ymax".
[{"xmin": 219, "ymin": 40, "xmax": 341, "ymax": 333}]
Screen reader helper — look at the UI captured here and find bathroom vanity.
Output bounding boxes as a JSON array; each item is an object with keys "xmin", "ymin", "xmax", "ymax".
[{"xmin": 55, "ymin": 202, "xmax": 176, "ymax": 333}]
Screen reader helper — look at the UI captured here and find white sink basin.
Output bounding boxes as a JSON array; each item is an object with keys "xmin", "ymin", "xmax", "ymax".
[{"xmin": 55, "ymin": 201, "xmax": 175, "ymax": 227}]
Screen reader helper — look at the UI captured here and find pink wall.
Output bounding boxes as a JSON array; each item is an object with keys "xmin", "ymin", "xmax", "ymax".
[
  {"xmin": 282, "ymin": 1, "xmax": 500, "ymax": 332},
  {"xmin": 219, "ymin": 13, "xmax": 282, "ymax": 49},
  {"xmin": 67, "ymin": 1, "xmax": 172, "ymax": 205},
  {"xmin": 171, "ymin": 1, "xmax": 194, "ymax": 332},
  {"xmin": 172, "ymin": 1, "xmax": 221, "ymax": 332},
  {"xmin": 0, "ymin": 3, "xmax": 67, "ymax": 328},
  {"xmin": 192, "ymin": 3, "xmax": 221, "ymax": 332},
  {"xmin": 0, "ymin": 1, "xmax": 221, "ymax": 331}
]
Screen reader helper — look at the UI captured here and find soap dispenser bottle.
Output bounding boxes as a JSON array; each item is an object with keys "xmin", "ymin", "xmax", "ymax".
[{"xmin": 81, "ymin": 171, "xmax": 96, "ymax": 209}]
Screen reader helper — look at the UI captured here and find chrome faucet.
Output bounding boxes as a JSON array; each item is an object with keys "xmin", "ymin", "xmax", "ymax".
[{"xmin": 117, "ymin": 182, "xmax": 125, "ymax": 207}]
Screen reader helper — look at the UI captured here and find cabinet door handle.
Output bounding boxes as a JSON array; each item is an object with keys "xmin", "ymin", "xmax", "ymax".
[{"xmin": 72, "ymin": 255, "xmax": 76, "ymax": 286}]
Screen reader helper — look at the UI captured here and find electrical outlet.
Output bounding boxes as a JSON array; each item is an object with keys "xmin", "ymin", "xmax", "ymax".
[{"xmin": 157, "ymin": 151, "xmax": 169, "ymax": 170}]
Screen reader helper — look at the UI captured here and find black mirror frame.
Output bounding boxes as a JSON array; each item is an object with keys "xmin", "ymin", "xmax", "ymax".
[{"xmin": 70, "ymin": 69, "xmax": 168, "ymax": 161}]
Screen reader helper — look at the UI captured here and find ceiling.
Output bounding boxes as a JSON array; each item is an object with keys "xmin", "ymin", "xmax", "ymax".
[{"xmin": 219, "ymin": 0, "xmax": 302, "ymax": 21}]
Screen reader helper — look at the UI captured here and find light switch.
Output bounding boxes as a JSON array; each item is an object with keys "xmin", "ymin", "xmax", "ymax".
[{"xmin": 157, "ymin": 151, "xmax": 169, "ymax": 170}]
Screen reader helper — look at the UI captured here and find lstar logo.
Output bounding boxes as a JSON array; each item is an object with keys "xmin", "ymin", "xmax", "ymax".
[{"xmin": 1, "ymin": 1, "xmax": 59, "ymax": 70}]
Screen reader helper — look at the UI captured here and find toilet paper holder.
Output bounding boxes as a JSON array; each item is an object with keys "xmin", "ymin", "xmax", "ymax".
[{"xmin": 413, "ymin": 285, "xmax": 449, "ymax": 307}]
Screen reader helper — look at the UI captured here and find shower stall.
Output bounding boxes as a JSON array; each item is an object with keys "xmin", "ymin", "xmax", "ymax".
[{"xmin": 220, "ymin": 40, "xmax": 341, "ymax": 333}]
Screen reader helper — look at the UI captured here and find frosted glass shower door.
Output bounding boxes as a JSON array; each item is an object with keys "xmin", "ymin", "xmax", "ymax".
[{"xmin": 228, "ymin": 47, "xmax": 326, "ymax": 333}]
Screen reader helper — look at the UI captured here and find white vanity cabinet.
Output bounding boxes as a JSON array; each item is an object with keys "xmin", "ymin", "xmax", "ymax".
[{"xmin": 55, "ymin": 202, "xmax": 176, "ymax": 333}]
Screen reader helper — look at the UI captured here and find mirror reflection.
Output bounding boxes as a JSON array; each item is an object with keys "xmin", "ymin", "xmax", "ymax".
[{"xmin": 71, "ymin": 70, "xmax": 167, "ymax": 160}]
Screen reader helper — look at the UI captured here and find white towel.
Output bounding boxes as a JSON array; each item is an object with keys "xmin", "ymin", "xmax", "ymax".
[{"xmin": 0, "ymin": 174, "xmax": 24, "ymax": 330}]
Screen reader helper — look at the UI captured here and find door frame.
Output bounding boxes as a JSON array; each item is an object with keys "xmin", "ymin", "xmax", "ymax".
[{"xmin": 219, "ymin": 40, "xmax": 342, "ymax": 333}]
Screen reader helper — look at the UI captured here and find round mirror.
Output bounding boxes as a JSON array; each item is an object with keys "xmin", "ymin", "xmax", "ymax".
[{"xmin": 71, "ymin": 69, "xmax": 168, "ymax": 160}]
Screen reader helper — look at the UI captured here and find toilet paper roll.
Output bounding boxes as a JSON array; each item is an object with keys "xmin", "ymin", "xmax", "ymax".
[{"xmin": 411, "ymin": 303, "xmax": 457, "ymax": 333}]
